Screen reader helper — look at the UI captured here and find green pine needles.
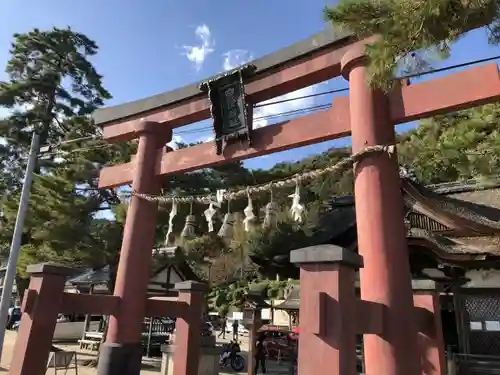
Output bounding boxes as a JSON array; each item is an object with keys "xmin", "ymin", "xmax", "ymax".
[{"xmin": 324, "ymin": 0, "xmax": 500, "ymax": 89}]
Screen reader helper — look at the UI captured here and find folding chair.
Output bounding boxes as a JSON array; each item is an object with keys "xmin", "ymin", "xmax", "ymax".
[{"xmin": 46, "ymin": 347, "xmax": 78, "ymax": 375}]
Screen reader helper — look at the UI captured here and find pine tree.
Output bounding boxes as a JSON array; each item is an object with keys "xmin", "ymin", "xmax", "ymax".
[
  {"xmin": 324, "ymin": 0, "xmax": 500, "ymax": 89},
  {"xmin": 0, "ymin": 27, "xmax": 112, "ymax": 189},
  {"xmin": 398, "ymin": 103, "xmax": 500, "ymax": 183},
  {"xmin": 0, "ymin": 27, "xmax": 131, "ymax": 296}
]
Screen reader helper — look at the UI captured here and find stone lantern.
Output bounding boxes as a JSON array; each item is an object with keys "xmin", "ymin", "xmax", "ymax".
[
  {"xmin": 242, "ymin": 291, "xmax": 270, "ymax": 325},
  {"xmin": 242, "ymin": 303, "xmax": 256, "ymax": 329}
]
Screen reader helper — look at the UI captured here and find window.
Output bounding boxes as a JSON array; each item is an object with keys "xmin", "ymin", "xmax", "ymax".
[
  {"xmin": 485, "ymin": 321, "xmax": 500, "ymax": 332},
  {"xmin": 469, "ymin": 320, "xmax": 500, "ymax": 332},
  {"xmin": 470, "ymin": 321, "xmax": 483, "ymax": 331}
]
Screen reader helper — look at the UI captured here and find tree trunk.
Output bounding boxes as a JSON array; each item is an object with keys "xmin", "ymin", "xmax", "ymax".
[
  {"xmin": 107, "ymin": 263, "xmax": 117, "ymax": 295},
  {"xmin": 15, "ymin": 275, "xmax": 29, "ymax": 305}
]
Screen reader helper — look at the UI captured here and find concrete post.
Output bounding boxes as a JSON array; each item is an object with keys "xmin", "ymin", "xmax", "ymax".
[
  {"xmin": 9, "ymin": 263, "xmax": 74, "ymax": 375},
  {"xmin": 413, "ymin": 280, "xmax": 446, "ymax": 375},
  {"xmin": 173, "ymin": 281, "xmax": 207, "ymax": 375},
  {"xmin": 290, "ymin": 244, "xmax": 362, "ymax": 375}
]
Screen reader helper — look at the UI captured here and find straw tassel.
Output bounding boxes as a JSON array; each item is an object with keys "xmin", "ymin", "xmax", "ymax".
[
  {"xmin": 289, "ymin": 182, "xmax": 305, "ymax": 223},
  {"xmin": 204, "ymin": 202, "xmax": 217, "ymax": 232},
  {"xmin": 216, "ymin": 189, "xmax": 226, "ymax": 208},
  {"xmin": 165, "ymin": 199, "xmax": 178, "ymax": 245},
  {"xmin": 243, "ymin": 188, "xmax": 257, "ymax": 232},
  {"xmin": 181, "ymin": 201, "xmax": 197, "ymax": 241},
  {"xmin": 262, "ymin": 186, "xmax": 279, "ymax": 230},
  {"xmin": 218, "ymin": 199, "xmax": 235, "ymax": 239}
]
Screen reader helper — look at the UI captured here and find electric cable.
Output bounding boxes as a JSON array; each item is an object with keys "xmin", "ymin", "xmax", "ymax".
[
  {"xmin": 253, "ymin": 87, "xmax": 349, "ymax": 108},
  {"xmin": 41, "ymin": 143, "xmax": 115, "ymax": 158},
  {"xmin": 32, "ymin": 53, "xmax": 500, "ymax": 154},
  {"xmin": 400, "ymin": 54, "xmax": 500, "ymax": 80},
  {"xmin": 174, "ymin": 54, "xmax": 500, "ymax": 136},
  {"xmin": 176, "ymin": 103, "xmax": 333, "ymax": 135}
]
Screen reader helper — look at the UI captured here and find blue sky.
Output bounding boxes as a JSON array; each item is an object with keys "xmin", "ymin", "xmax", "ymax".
[{"xmin": 1, "ymin": 0, "xmax": 500, "ymax": 170}]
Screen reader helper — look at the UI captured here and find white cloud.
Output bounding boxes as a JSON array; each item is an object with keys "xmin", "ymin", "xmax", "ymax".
[
  {"xmin": 0, "ymin": 107, "xmax": 9, "ymax": 119},
  {"xmin": 221, "ymin": 48, "xmax": 321, "ymax": 130},
  {"xmin": 167, "ymin": 135, "xmax": 185, "ymax": 150},
  {"xmin": 253, "ymin": 86, "xmax": 318, "ymax": 129},
  {"xmin": 0, "ymin": 110, "xmax": 8, "ymax": 147},
  {"xmin": 222, "ymin": 49, "xmax": 254, "ymax": 71},
  {"xmin": 182, "ymin": 24, "xmax": 215, "ymax": 71}
]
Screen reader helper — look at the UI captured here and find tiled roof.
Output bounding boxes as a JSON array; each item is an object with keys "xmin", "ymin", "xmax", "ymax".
[
  {"xmin": 321, "ymin": 176, "xmax": 500, "ymax": 261},
  {"xmin": 68, "ymin": 266, "xmax": 110, "ymax": 285},
  {"xmin": 68, "ymin": 246, "xmax": 200, "ymax": 286}
]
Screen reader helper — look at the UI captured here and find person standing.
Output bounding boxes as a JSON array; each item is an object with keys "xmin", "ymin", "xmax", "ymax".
[
  {"xmin": 289, "ymin": 337, "xmax": 298, "ymax": 375},
  {"xmin": 232, "ymin": 319, "xmax": 239, "ymax": 341},
  {"xmin": 254, "ymin": 332, "xmax": 267, "ymax": 375},
  {"xmin": 218, "ymin": 316, "xmax": 227, "ymax": 339}
]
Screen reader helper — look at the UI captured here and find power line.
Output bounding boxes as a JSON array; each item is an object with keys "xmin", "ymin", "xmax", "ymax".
[
  {"xmin": 20, "ymin": 52, "xmax": 500, "ymax": 154},
  {"xmin": 254, "ymin": 103, "xmax": 331, "ymax": 121},
  {"xmin": 253, "ymin": 87, "xmax": 349, "ymax": 108},
  {"xmin": 58, "ymin": 135, "xmax": 99, "ymax": 145},
  {"xmin": 175, "ymin": 54, "xmax": 500, "ymax": 137},
  {"xmin": 400, "ymin": 54, "xmax": 500, "ymax": 80},
  {"xmin": 41, "ymin": 128, "xmax": 500, "ymax": 160},
  {"xmin": 175, "ymin": 103, "xmax": 333, "ymax": 135},
  {"xmin": 41, "ymin": 143, "xmax": 114, "ymax": 158},
  {"xmin": 39, "ymin": 134, "xmax": 101, "ymax": 154}
]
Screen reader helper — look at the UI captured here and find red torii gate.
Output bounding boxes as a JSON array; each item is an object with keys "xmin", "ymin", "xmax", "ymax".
[{"xmin": 9, "ymin": 30, "xmax": 500, "ymax": 375}]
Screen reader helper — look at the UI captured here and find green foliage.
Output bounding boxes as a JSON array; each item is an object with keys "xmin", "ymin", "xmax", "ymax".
[
  {"xmin": 246, "ymin": 218, "xmax": 324, "ymax": 279},
  {"xmin": 0, "ymin": 28, "xmax": 131, "ymax": 291},
  {"xmin": 398, "ymin": 104, "xmax": 500, "ymax": 183},
  {"xmin": 2, "ymin": 24, "xmax": 500, "ymax": 302},
  {"xmin": 247, "ymin": 222, "xmax": 312, "ymax": 261},
  {"xmin": 324, "ymin": 0, "xmax": 500, "ymax": 89},
  {"xmin": 154, "ymin": 103, "xmax": 500, "ymax": 283},
  {"xmin": 266, "ymin": 279, "xmax": 296, "ymax": 299},
  {"xmin": 208, "ymin": 280, "xmax": 250, "ymax": 315},
  {"xmin": 182, "ymin": 234, "xmax": 229, "ymax": 261},
  {"xmin": 208, "ymin": 278, "xmax": 296, "ymax": 315},
  {"xmin": 244, "ymin": 104, "xmax": 500, "ymax": 278},
  {"xmin": 0, "ymin": 27, "xmax": 112, "ymax": 189}
]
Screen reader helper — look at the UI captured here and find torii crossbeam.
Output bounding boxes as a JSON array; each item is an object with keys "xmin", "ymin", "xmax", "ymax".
[
  {"xmin": 9, "ymin": 28, "xmax": 500, "ymax": 375},
  {"xmin": 98, "ymin": 63, "xmax": 500, "ymax": 188},
  {"xmin": 95, "ymin": 31, "xmax": 500, "ymax": 375}
]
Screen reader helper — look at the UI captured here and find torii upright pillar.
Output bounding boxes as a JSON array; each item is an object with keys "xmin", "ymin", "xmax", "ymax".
[
  {"xmin": 340, "ymin": 46, "xmax": 420, "ymax": 375},
  {"xmin": 97, "ymin": 121, "xmax": 172, "ymax": 375}
]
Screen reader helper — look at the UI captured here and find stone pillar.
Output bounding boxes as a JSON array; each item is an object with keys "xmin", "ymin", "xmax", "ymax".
[
  {"xmin": 413, "ymin": 280, "xmax": 446, "ymax": 375},
  {"xmin": 161, "ymin": 344, "xmax": 219, "ymax": 375},
  {"xmin": 290, "ymin": 244, "xmax": 362, "ymax": 375},
  {"xmin": 173, "ymin": 281, "xmax": 207, "ymax": 375},
  {"xmin": 341, "ymin": 45, "xmax": 419, "ymax": 375},
  {"xmin": 97, "ymin": 121, "xmax": 171, "ymax": 375},
  {"xmin": 9, "ymin": 263, "xmax": 74, "ymax": 375}
]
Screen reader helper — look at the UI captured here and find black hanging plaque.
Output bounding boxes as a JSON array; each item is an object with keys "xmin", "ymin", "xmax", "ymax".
[{"xmin": 200, "ymin": 65, "xmax": 257, "ymax": 155}]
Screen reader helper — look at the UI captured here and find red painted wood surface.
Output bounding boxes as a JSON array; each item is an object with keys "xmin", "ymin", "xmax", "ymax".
[
  {"xmin": 98, "ymin": 64, "xmax": 500, "ymax": 188},
  {"xmin": 101, "ymin": 39, "xmax": 372, "ymax": 143}
]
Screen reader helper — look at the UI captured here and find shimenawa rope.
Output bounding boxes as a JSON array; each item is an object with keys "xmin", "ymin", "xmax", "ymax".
[{"xmin": 131, "ymin": 144, "xmax": 395, "ymax": 204}]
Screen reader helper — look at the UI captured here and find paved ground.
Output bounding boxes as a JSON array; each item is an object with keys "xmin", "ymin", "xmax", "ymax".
[{"xmin": 0, "ymin": 330, "xmax": 292, "ymax": 374}]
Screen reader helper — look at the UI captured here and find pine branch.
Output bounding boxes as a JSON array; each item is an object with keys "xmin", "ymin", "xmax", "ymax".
[{"xmin": 324, "ymin": 0, "xmax": 500, "ymax": 89}]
